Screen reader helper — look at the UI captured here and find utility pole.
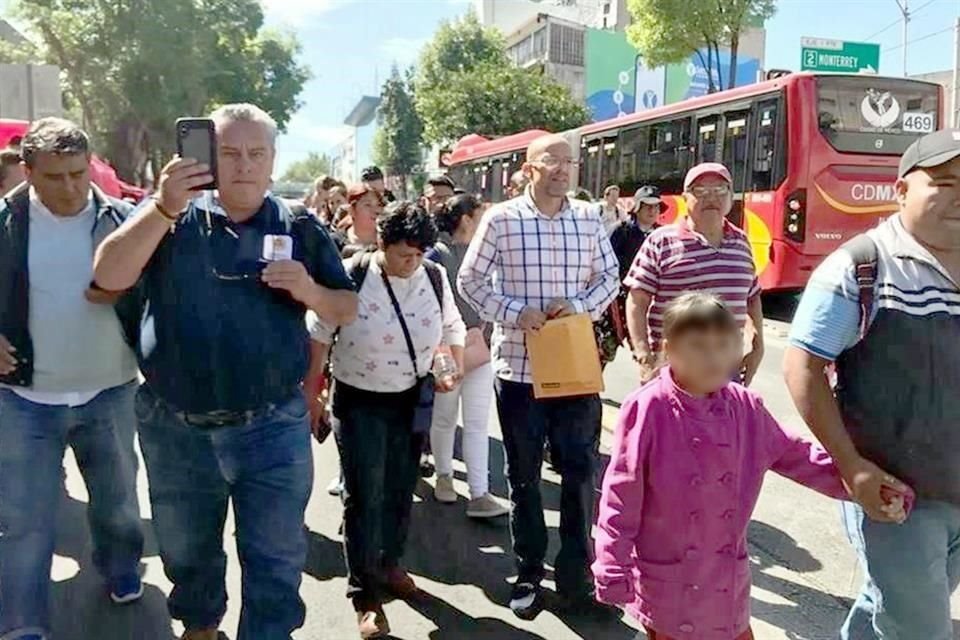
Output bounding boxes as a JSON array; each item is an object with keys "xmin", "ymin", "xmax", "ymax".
[
  {"xmin": 953, "ymin": 16, "xmax": 959, "ymax": 128},
  {"xmin": 895, "ymin": 0, "xmax": 909, "ymax": 77}
]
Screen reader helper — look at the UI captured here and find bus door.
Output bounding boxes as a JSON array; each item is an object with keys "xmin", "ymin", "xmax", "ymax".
[
  {"xmin": 721, "ymin": 109, "xmax": 751, "ymax": 228},
  {"xmin": 489, "ymin": 160, "xmax": 504, "ymax": 202},
  {"xmin": 597, "ymin": 135, "xmax": 619, "ymax": 197}
]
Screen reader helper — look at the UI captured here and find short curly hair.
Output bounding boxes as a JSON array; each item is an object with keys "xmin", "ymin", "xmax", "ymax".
[{"xmin": 377, "ymin": 201, "xmax": 438, "ymax": 251}]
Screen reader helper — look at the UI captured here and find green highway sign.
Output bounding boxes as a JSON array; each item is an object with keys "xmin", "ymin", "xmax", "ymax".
[{"xmin": 801, "ymin": 37, "xmax": 880, "ymax": 73}]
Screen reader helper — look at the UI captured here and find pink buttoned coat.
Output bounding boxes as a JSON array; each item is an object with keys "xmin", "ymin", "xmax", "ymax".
[{"xmin": 593, "ymin": 367, "xmax": 847, "ymax": 639}]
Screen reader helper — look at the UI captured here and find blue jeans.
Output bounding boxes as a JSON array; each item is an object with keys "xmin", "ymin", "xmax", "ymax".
[
  {"xmin": 136, "ymin": 385, "xmax": 313, "ymax": 640},
  {"xmin": 494, "ymin": 379, "xmax": 601, "ymax": 594},
  {"xmin": 841, "ymin": 499, "xmax": 960, "ymax": 639},
  {"xmin": 0, "ymin": 381, "xmax": 143, "ymax": 639}
]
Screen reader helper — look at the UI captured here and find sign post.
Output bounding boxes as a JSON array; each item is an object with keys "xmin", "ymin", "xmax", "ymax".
[{"xmin": 800, "ymin": 38, "xmax": 881, "ymax": 74}]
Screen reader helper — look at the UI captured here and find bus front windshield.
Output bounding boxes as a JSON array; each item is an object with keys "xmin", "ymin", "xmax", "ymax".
[{"xmin": 816, "ymin": 76, "xmax": 940, "ymax": 155}]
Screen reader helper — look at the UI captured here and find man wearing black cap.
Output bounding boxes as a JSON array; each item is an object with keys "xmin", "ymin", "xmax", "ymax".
[
  {"xmin": 360, "ymin": 166, "xmax": 396, "ymax": 203},
  {"xmin": 785, "ymin": 129, "xmax": 960, "ymax": 639},
  {"xmin": 610, "ymin": 185, "xmax": 663, "ymax": 281}
]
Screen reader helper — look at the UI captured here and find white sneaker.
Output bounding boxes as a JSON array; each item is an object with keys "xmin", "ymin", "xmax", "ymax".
[
  {"xmin": 434, "ymin": 475, "xmax": 458, "ymax": 503},
  {"xmin": 467, "ymin": 494, "xmax": 510, "ymax": 519}
]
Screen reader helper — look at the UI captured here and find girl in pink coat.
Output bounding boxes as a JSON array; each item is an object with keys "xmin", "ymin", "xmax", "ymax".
[{"xmin": 592, "ymin": 293, "xmax": 909, "ymax": 640}]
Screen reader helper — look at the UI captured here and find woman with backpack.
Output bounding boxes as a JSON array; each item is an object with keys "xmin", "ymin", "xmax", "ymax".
[{"xmin": 308, "ymin": 201, "xmax": 466, "ymax": 639}]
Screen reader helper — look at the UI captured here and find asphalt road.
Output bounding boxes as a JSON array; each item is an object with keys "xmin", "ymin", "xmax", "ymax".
[{"xmin": 48, "ymin": 299, "xmax": 960, "ymax": 639}]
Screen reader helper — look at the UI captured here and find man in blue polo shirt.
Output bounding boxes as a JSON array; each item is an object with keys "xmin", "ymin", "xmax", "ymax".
[{"xmin": 94, "ymin": 103, "xmax": 358, "ymax": 640}]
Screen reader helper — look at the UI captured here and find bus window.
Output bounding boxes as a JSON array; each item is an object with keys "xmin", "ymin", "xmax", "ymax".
[
  {"xmin": 722, "ymin": 111, "xmax": 750, "ymax": 192},
  {"xmin": 751, "ymin": 98, "xmax": 784, "ymax": 192},
  {"xmin": 618, "ymin": 125, "xmax": 649, "ymax": 195},
  {"xmin": 816, "ymin": 76, "xmax": 940, "ymax": 155},
  {"xmin": 696, "ymin": 117, "xmax": 719, "ymax": 164},
  {"xmin": 648, "ymin": 118, "xmax": 691, "ymax": 194}
]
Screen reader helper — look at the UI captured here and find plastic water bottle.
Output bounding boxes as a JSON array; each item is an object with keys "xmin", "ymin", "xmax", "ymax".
[{"xmin": 433, "ymin": 351, "xmax": 458, "ymax": 388}]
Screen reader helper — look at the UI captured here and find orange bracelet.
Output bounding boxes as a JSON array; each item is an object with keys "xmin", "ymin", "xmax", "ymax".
[{"xmin": 152, "ymin": 197, "xmax": 179, "ymax": 222}]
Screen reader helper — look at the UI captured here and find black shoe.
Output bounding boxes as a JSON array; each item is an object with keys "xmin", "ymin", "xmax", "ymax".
[
  {"xmin": 509, "ymin": 581, "xmax": 544, "ymax": 621},
  {"xmin": 557, "ymin": 588, "xmax": 620, "ymax": 618},
  {"xmin": 419, "ymin": 452, "xmax": 435, "ymax": 479}
]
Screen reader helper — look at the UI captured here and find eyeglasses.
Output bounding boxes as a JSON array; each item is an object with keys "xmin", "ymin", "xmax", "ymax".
[
  {"xmin": 212, "ymin": 267, "xmax": 260, "ymax": 281},
  {"xmin": 203, "ymin": 208, "xmax": 263, "ymax": 281},
  {"xmin": 690, "ymin": 184, "xmax": 732, "ymax": 198},
  {"xmin": 536, "ymin": 157, "xmax": 581, "ymax": 170}
]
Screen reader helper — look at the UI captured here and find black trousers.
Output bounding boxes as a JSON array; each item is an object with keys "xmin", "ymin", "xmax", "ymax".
[
  {"xmin": 494, "ymin": 378, "xmax": 601, "ymax": 595},
  {"xmin": 334, "ymin": 381, "xmax": 422, "ymax": 609}
]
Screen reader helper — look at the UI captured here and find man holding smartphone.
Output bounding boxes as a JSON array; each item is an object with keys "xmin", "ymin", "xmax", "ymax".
[{"xmin": 94, "ymin": 103, "xmax": 358, "ymax": 640}]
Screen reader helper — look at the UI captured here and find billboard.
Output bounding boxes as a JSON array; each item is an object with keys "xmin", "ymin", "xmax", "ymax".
[
  {"xmin": 664, "ymin": 49, "xmax": 762, "ymax": 103},
  {"xmin": 584, "ymin": 29, "xmax": 638, "ymax": 121},
  {"xmin": 585, "ymin": 28, "xmax": 766, "ymax": 122}
]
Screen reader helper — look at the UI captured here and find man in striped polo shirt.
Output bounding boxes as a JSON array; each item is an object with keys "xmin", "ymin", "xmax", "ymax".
[
  {"xmin": 785, "ymin": 129, "xmax": 960, "ymax": 639},
  {"xmin": 624, "ymin": 162, "xmax": 763, "ymax": 384}
]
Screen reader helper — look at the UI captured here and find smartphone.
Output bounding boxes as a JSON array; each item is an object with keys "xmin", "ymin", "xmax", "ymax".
[{"xmin": 175, "ymin": 117, "xmax": 217, "ymax": 190}]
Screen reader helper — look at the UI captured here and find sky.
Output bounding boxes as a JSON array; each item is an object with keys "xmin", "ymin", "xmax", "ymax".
[{"xmin": 266, "ymin": 0, "xmax": 958, "ymax": 177}]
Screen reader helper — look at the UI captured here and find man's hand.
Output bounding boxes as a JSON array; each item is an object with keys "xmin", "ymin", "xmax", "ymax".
[
  {"xmin": 841, "ymin": 456, "xmax": 912, "ymax": 523},
  {"xmin": 262, "ymin": 260, "xmax": 315, "ymax": 303},
  {"xmin": 155, "ymin": 157, "xmax": 214, "ymax": 216},
  {"xmin": 741, "ymin": 342, "xmax": 764, "ymax": 386},
  {"xmin": 634, "ymin": 349, "xmax": 658, "ymax": 384},
  {"xmin": 545, "ymin": 298, "xmax": 576, "ymax": 319},
  {"xmin": 0, "ymin": 334, "xmax": 17, "ymax": 375},
  {"xmin": 518, "ymin": 306, "xmax": 547, "ymax": 332},
  {"xmin": 435, "ymin": 371, "xmax": 463, "ymax": 393}
]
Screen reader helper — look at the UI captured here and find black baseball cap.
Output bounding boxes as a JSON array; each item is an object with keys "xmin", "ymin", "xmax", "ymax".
[
  {"xmin": 360, "ymin": 165, "xmax": 384, "ymax": 182},
  {"xmin": 899, "ymin": 129, "xmax": 960, "ymax": 179}
]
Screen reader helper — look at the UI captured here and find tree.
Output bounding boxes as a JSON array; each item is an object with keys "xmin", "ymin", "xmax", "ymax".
[
  {"xmin": 10, "ymin": 0, "xmax": 310, "ymax": 184},
  {"xmin": 414, "ymin": 11, "xmax": 589, "ymax": 144},
  {"xmin": 626, "ymin": 0, "xmax": 775, "ymax": 91},
  {"xmin": 280, "ymin": 151, "xmax": 332, "ymax": 184},
  {"xmin": 372, "ymin": 66, "xmax": 423, "ymax": 198}
]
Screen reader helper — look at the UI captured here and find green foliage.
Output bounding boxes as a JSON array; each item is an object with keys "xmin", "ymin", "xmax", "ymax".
[
  {"xmin": 372, "ymin": 66, "xmax": 423, "ymax": 195},
  {"xmin": 10, "ymin": 0, "xmax": 309, "ymax": 183},
  {"xmin": 280, "ymin": 151, "xmax": 332, "ymax": 184},
  {"xmin": 415, "ymin": 10, "xmax": 507, "ymax": 96},
  {"xmin": 414, "ymin": 11, "xmax": 589, "ymax": 145},
  {"xmin": 626, "ymin": 0, "xmax": 776, "ymax": 91}
]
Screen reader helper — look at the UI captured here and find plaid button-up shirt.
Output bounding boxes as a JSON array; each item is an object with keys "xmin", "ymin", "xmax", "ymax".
[{"xmin": 458, "ymin": 191, "xmax": 619, "ymax": 384}]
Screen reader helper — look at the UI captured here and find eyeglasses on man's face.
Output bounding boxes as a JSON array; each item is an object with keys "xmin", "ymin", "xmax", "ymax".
[
  {"xmin": 535, "ymin": 156, "xmax": 581, "ymax": 171},
  {"xmin": 689, "ymin": 184, "xmax": 732, "ymax": 198}
]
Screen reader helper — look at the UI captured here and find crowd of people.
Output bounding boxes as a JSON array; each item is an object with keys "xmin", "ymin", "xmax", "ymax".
[{"xmin": 0, "ymin": 101, "xmax": 957, "ymax": 640}]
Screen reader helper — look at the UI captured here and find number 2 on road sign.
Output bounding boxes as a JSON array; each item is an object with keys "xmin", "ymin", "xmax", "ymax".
[{"xmin": 803, "ymin": 50, "xmax": 817, "ymax": 68}]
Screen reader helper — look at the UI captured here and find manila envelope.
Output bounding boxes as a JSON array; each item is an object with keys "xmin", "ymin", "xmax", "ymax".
[{"xmin": 527, "ymin": 313, "xmax": 604, "ymax": 399}]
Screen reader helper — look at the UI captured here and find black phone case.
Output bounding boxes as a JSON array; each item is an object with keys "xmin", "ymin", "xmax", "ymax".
[{"xmin": 175, "ymin": 117, "xmax": 217, "ymax": 190}]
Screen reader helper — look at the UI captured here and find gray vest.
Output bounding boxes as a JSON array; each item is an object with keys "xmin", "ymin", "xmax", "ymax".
[{"xmin": 835, "ymin": 218, "xmax": 960, "ymax": 504}]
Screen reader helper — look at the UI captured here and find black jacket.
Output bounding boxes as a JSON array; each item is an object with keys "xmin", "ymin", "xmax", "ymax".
[{"xmin": 0, "ymin": 183, "xmax": 139, "ymax": 387}]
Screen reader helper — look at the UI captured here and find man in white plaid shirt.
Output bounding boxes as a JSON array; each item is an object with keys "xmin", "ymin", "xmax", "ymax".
[{"xmin": 458, "ymin": 134, "xmax": 619, "ymax": 620}]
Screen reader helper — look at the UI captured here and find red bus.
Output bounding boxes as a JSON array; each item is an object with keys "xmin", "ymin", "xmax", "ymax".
[{"xmin": 444, "ymin": 73, "xmax": 943, "ymax": 292}]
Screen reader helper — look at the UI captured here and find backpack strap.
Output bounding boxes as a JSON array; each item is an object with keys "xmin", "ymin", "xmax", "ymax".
[
  {"xmin": 422, "ymin": 260, "xmax": 445, "ymax": 312},
  {"xmin": 841, "ymin": 233, "xmax": 879, "ymax": 341}
]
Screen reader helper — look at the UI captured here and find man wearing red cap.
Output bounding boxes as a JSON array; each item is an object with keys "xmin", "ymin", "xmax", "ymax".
[{"xmin": 623, "ymin": 162, "xmax": 763, "ymax": 384}]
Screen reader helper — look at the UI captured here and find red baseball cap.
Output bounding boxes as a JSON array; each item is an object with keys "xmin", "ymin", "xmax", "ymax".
[{"xmin": 684, "ymin": 162, "xmax": 732, "ymax": 191}]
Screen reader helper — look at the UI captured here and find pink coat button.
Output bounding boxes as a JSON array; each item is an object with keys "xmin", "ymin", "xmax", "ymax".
[{"xmin": 679, "ymin": 623, "xmax": 695, "ymax": 633}]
